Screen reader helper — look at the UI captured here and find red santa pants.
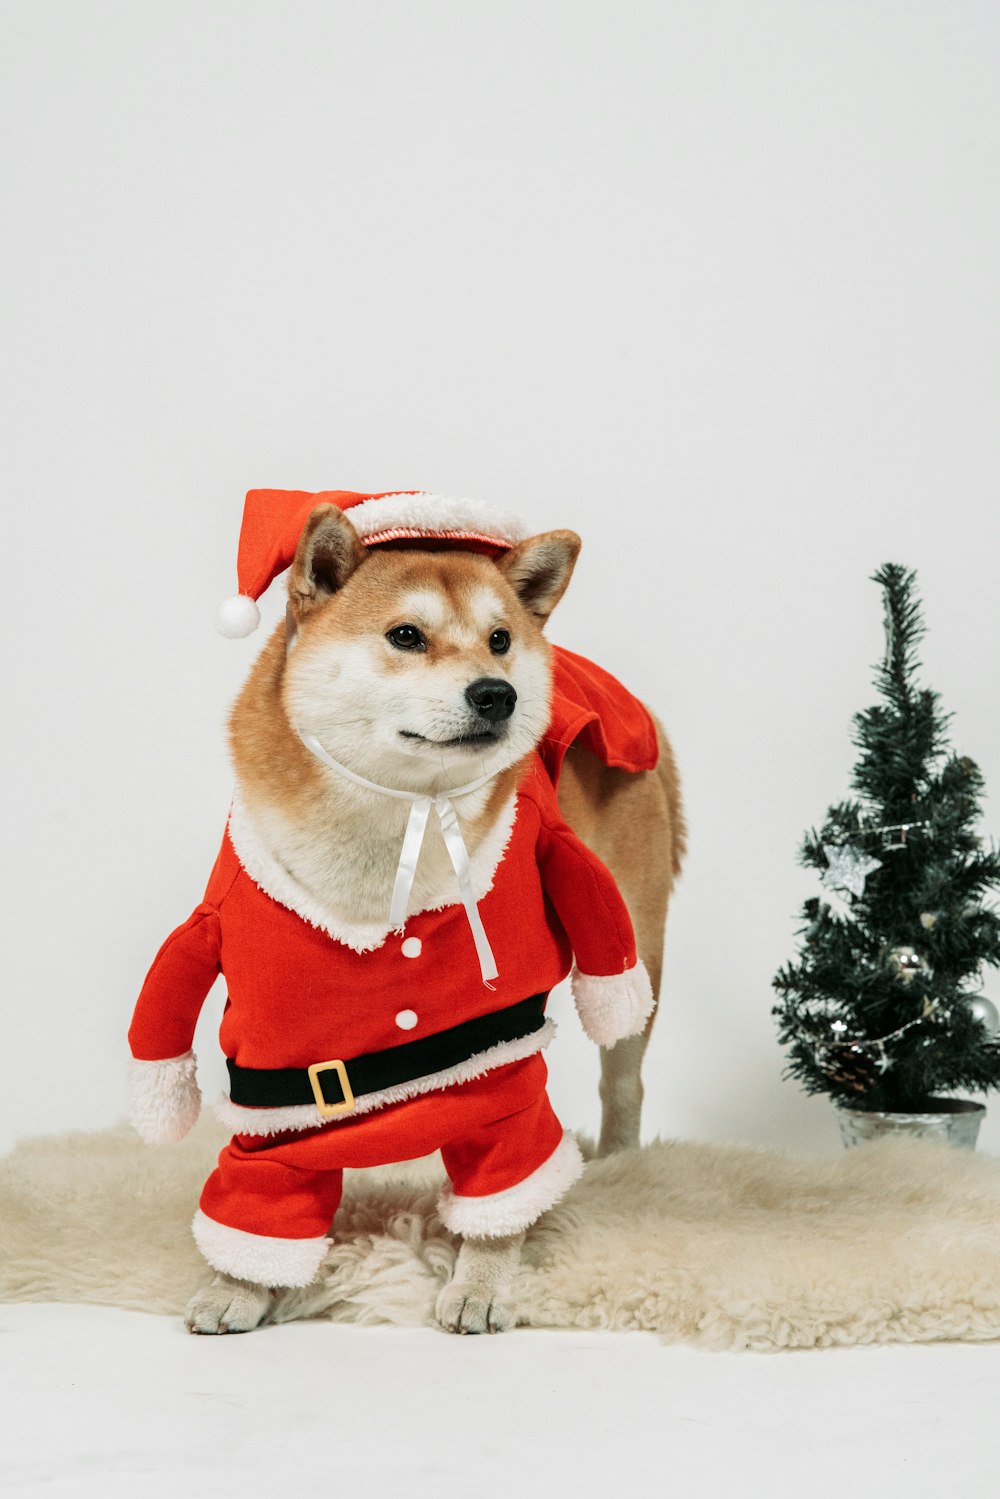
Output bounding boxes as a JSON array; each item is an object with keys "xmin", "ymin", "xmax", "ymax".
[{"xmin": 194, "ymin": 1055, "xmax": 581, "ymax": 1287}]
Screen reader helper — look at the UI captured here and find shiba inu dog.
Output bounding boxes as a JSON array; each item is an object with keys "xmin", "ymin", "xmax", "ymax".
[{"xmin": 127, "ymin": 491, "xmax": 684, "ymax": 1335}]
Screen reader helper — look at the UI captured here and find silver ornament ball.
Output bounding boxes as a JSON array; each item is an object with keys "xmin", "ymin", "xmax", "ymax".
[{"xmin": 966, "ymin": 995, "xmax": 1000, "ymax": 1036}]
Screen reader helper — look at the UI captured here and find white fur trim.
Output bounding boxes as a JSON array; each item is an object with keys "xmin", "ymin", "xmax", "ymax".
[
  {"xmin": 216, "ymin": 594, "xmax": 261, "ymax": 638},
  {"xmin": 437, "ymin": 1131, "xmax": 584, "ymax": 1238},
  {"xmin": 127, "ymin": 1052, "xmax": 201, "ymax": 1145},
  {"xmin": 571, "ymin": 961, "xmax": 655, "ymax": 1048},
  {"xmin": 348, "ymin": 493, "xmax": 530, "ymax": 550},
  {"xmin": 192, "ymin": 1209, "xmax": 331, "ymax": 1288},
  {"xmin": 215, "ymin": 1019, "xmax": 556, "ymax": 1137},
  {"xmin": 227, "ymin": 788, "xmax": 518, "ymax": 954}
]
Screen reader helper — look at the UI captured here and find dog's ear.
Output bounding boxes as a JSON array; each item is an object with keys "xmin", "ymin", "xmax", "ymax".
[
  {"xmin": 288, "ymin": 505, "xmax": 367, "ymax": 620},
  {"xmin": 497, "ymin": 530, "xmax": 581, "ymax": 623}
]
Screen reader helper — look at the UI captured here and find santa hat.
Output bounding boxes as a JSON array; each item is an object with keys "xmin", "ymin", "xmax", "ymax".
[{"xmin": 216, "ymin": 489, "xmax": 531, "ymax": 637}]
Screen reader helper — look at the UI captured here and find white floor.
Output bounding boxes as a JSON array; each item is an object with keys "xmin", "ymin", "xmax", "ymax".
[{"xmin": 2, "ymin": 1305, "xmax": 996, "ymax": 1499}]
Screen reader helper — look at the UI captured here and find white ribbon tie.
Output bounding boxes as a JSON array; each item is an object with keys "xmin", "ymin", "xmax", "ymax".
[{"xmin": 295, "ymin": 728, "xmax": 500, "ymax": 985}]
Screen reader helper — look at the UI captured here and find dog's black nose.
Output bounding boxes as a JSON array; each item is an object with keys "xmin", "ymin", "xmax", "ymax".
[{"xmin": 465, "ymin": 677, "xmax": 517, "ymax": 723}]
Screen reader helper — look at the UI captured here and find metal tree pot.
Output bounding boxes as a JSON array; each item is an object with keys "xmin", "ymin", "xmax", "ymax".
[{"xmin": 837, "ymin": 1096, "xmax": 986, "ymax": 1151}]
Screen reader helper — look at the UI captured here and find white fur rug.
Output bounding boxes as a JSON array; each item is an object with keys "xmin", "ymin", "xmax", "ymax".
[{"xmin": 4, "ymin": 1118, "xmax": 1000, "ymax": 1351}]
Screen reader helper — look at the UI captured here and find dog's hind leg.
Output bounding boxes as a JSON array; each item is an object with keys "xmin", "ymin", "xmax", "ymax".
[
  {"xmin": 596, "ymin": 986, "xmax": 660, "ymax": 1156},
  {"xmin": 185, "ymin": 1273, "xmax": 275, "ymax": 1335},
  {"xmin": 435, "ymin": 1232, "xmax": 524, "ymax": 1334},
  {"xmin": 558, "ymin": 723, "xmax": 684, "ymax": 1155}
]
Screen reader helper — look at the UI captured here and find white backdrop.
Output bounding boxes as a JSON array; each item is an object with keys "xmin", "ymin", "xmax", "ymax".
[{"xmin": 3, "ymin": 0, "xmax": 998, "ymax": 1156}]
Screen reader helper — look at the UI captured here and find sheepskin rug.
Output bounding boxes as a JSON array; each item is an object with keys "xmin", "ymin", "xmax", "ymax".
[{"xmin": 4, "ymin": 1117, "xmax": 1000, "ymax": 1352}]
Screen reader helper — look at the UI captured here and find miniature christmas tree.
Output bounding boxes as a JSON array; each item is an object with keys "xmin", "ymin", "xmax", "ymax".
[{"xmin": 772, "ymin": 564, "xmax": 1000, "ymax": 1113}]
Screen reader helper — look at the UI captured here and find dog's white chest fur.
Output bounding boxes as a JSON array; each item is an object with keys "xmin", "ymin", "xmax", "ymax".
[{"xmin": 229, "ymin": 782, "xmax": 517, "ymax": 952}]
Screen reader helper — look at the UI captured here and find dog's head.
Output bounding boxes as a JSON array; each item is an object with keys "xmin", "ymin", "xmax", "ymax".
[{"xmin": 279, "ymin": 505, "xmax": 580, "ymax": 790}]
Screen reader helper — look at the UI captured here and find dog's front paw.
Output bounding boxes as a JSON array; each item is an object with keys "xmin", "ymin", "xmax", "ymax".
[
  {"xmin": 435, "ymin": 1281, "xmax": 516, "ymax": 1335},
  {"xmin": 184, "ymin": 1274, "xmax": 274, "ymax": 1335}
]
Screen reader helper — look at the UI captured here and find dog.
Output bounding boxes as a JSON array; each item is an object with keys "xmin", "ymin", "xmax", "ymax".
[{"xmin": 127, "ymin": 493, "xmax": 684, "ymax": 1335}]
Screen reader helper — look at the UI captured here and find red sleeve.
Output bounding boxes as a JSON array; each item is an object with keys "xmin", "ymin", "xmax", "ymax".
[
  {"xmin": 128, "ymin": 904, "xmax": 222, "ymax": 1061},
  {"xmin": 127, "ymin": 831, "xmax": 239, "ymax": 1062},
  {"xmin": 528, "ymin": 768, "xmax": 638, "ymax": 977}
]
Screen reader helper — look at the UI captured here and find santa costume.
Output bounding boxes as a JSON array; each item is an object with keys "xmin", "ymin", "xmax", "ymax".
[{"xmin": 128, "ymin": 489, "xmax": 659, "ymax": 1289}]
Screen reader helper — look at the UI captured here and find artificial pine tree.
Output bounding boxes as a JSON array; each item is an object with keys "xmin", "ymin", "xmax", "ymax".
[{"xmin": 773, "ymin": 564, "xmax": 1000, "ymax": 1115}]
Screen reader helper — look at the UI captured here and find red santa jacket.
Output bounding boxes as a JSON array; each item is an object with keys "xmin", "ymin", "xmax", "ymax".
[{"xmin": 128, "ymin": 754, "xmax": 654, "ymax": 1136}]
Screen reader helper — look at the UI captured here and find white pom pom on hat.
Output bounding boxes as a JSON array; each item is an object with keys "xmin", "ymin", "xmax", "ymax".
[{"xmin": 216, "ymin": 594, "xmax": 262, "ymax": 638}]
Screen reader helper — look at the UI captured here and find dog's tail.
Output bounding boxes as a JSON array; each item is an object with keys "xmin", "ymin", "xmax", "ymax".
[{"xmin": 652, "ymin": 715, "xmax": 686, "ymax": 880}]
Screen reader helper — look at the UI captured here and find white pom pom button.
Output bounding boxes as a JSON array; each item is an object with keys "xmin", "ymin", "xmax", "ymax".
[
  {"xmin": 395, "ymin": 1009, "xmax": 418, "ymax": 1031},
  {"xmin": 401, "ymin": 937, "xmax": 422, "ymax": 958}
]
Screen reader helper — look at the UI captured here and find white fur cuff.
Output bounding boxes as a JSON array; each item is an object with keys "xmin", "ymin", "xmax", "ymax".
[
  {"xmin": 192, "ymin": 1209, "xmax": 332, "ymax": 1288},
  {"xmin": 437, "ymin": 1131, "xmax": 584, "ymax": 1238},
  {"xmin": 348, "ymin": 492, "xmax": 529, "ymax": 549},
  {"xmin": 571, "ymin": 961, "xmax": 655, "ymax": 1048},
  {"xmin": 127, "ymin": 1052, "xmax": 202, "ymax": 1145}
]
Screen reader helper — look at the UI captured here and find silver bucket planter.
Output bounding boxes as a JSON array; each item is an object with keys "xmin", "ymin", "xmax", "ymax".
[{"xmin": 838, "ymin": 1097, "xmax": 986, "ymax": 1151}]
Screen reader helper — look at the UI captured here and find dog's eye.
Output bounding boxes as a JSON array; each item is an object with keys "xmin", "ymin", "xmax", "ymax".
[
  {"xmin": 489, "ymin": 629, "xmax": 511, "ymax": 655},
  {"xmin": 387, "ymin": 624, "xmax": 426, "ymax": 651}
]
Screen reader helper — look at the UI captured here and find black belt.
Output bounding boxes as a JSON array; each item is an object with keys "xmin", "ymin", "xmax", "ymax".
[{"xmin": 226, "ymin": 992, "xmax": 549, "ymax": 1119}]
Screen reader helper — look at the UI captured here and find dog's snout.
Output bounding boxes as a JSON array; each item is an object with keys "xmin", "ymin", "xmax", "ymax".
[{"xmin": 465, "ymin": 677, "xmax": 517, "ymax": 723}]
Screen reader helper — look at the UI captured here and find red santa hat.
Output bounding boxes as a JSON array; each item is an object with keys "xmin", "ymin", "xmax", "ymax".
[{"xmin": 216, "ymin": 488, "xmax": 531, "ymax": 637}]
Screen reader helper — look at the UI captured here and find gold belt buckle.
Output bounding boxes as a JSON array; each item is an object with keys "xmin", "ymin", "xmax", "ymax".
[{"xmin": 306, "ymin": 1058, "xmax": 356, "ymax": 1118}]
